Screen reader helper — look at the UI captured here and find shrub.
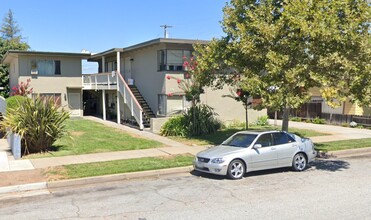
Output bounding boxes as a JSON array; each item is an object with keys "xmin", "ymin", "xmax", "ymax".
[
  {"xmin": 341, "ymin": 123, "xmax": 349, "ymax": 127},
  {"xmin": 161, "ymin": 104, "xmax": 221, "ymax": 137},
  {"xmin": 183, "ymin": 104, "xmax": 221, "ymax": 136},
  {"xmin": 6, "ymin": 95, "xmax": 28, "ymax": 113},
  {"xmin": 1, "ymin": 96, "xmax": 70, "ymax": 154},
  {"xmin": 160, "ymin": 115, "xmax": 188, "ymax": 137},
  {"xmin": 290, "ymin": 117, "xmax": 302, "ymax": 122},
  {"xmin": 255, "ymin": 115, "xmax": 269, "ymax": 126},
  {"xmin": 227, "ymin": 120, "xmax": 246, "ymax": 129},
  {"xmin": 312, "ymin": 117, "xmax": 326, "ymax": 124}
]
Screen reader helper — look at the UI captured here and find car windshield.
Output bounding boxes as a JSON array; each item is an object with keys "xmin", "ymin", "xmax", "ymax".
[{"xmin": 222, "ymin": 133, "xmax": 258, "ymax": 148}]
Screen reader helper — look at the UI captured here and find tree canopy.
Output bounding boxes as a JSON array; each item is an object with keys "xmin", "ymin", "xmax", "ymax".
[
  {"xmin": 0, "ymin": 9, "xmax": 22, "ymax": 41},
  {"xmin": 0, "ymin": 9, "xmax": 29, "ymax": 97},
  {"xmin": 195, "ymin": 0, "xmax": 371, "ymax": 131}
]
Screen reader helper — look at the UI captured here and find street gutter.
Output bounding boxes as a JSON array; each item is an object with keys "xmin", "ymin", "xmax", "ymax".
[{"xmin": 1, "ymin": 147, "xmax": 371, "ymax": 199}]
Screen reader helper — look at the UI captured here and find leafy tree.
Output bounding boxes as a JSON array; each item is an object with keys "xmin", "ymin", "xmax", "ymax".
[
  {"xmin": 195, "ymin": 0, "xmax": 370, "ymax": 131},
  {"xmin": 223, "ymin": 87, "xmax": 252, "ymax": 129},
  {"xmin": 0, "ymin": 9, "xmax": 21, "ymax": 41},
  {"xmin": 0, "ymin": 10, "xmax": 29, "ymax": 97}
]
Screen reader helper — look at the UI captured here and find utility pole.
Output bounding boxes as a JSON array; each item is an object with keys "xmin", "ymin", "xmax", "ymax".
[{"xmin": 160, "ymin": 24, "xmax": 173, "ymax": 38}]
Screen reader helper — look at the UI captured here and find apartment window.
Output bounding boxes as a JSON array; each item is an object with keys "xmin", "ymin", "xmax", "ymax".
[
  {"xmin": 32, "ymin": 93, "xmax": 62, "ymax": 106},
  {"xmin": 157, "ymin": 49, "xmax": 192, "ymax": 71},
  {"xmin": 158, "ymin": 94, "xmax": 167, "ymax": 116},
  {"xmin": 32, "ymin": 60, "xmax": 61, "ymax": 75},
  {"xmin": 55, "ymin": 60, "xmax": 61, "ymax": 75}
]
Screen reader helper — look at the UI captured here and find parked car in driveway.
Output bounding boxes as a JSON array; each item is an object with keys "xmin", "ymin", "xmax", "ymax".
[{"xmin": 193, "ymin": 131, "xmax": 316, "ymax": 179}]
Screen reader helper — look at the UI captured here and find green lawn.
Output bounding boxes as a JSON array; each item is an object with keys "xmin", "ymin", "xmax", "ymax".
[
  {"xmin": 315, "ymin": 138, "xmax": 371, "ymax": 152},
  {"xmin": 46, "ymin": 154, "xmax": 194, "ymax": 180},
  {"xmin": 25, "ymin": 118, "xmax": 163, "ymax": 158},
  {"xmin": 169, "ymin": 125, "xmax": 329, "ymax": 146}
]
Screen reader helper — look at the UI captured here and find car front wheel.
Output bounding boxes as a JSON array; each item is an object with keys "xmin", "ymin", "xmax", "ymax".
[
  {"xmin": 227, "ymin": 159, "xmax": 245, "ymax": 179},
  {"xmin": 292, "ymin": 153, "xmax": 307, "ymax": 171}
]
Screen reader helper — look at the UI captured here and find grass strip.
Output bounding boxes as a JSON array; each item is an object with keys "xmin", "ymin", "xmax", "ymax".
[
  {"xmin": 26, "ymin": 118, "xmax": 163, "ymax": 158},
  {"xmin": 46, "ymin": 154, "xmax": 194, "ymax": 180},
  {"xmin": 315, "ymin": 138, "xmax": 371, "ymax": 152}
]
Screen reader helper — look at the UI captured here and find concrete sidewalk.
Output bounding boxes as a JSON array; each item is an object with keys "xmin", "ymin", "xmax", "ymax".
[
  {"xmin": 0, "ymin": 139, "xmax": 34, "ymax": 172},
  {"xmin": 30, "ymin": 145, "xmax": 206, "ymax": 169},
  {"xmin": 269, "ymin": 119, "xmax": 371, "ymax": 142}
]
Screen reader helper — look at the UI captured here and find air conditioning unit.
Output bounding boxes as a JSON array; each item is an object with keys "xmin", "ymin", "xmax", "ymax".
[{"xmin": 31, "ymin": 69, "xmax": 38, "ymax": 75}]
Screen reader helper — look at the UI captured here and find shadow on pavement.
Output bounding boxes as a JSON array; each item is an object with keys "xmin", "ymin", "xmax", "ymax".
[
  {"xmin": 191, "ymin": 158, "xmax": 350, "ymax": 180},
  {"xmin": 310, "ymin": 159, "xmax": 350, "ymax": 172},
  {"xmin": 190, "ymin": 170, "xmax": 226, "ymax": 180}
]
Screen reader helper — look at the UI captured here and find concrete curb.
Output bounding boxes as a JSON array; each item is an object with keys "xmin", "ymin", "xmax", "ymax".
[
  {"xmin": 0, "ymin": 166, "xmax": 194, "ymax": 196},
  {"xmin": 48, "ymin": 166, "xmax": 194, "ymax": 189},
  {"xmin": 0, "ymin": 182, "xmax": 47, "ymax": 194},
  {"xmin": 318, "ymin": 147, "xmax": 371, "ymax": 159}
]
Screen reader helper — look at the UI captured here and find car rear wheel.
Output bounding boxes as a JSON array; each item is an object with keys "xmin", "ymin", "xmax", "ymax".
[
  {"xmin": 292, "ymin": 153, "xmax": 307, "ymax": 171},
  {"xmin": 227, "ymin": 159, "xmax": 245, "ymax": 179}
]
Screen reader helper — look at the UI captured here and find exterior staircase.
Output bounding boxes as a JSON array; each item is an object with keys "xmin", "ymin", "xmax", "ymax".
[{"xmin": 128, "ymin": 85, "xmax": 156, "ymax": 127}]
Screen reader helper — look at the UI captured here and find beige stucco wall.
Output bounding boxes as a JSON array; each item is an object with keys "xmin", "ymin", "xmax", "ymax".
[
  {"xmin": 309, "ymin": 87, "xmax": 321, "ymax": 96},
  {"xmin": 122, "ymin": 45, "xmax": 166, "ymax": 115},
  {"xmin": 9, "ymin": 58, "xmax": 19, "ymax": 91},
  {"xmin": 17, "ymin": 55, "xmax": 83, "ymax": 115},
  {"xmin": 201, "ymin": 86, "xmax": 267, "ymax": 124},
  {"xmin": 165, "ymin": 73, "xmax": 266, "ymax": 124},
  {"xmin": 150, "ymin": 117, "xmax": 169, "ymax": 134}
]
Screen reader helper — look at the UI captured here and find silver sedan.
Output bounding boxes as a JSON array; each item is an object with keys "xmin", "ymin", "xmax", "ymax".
[{"xmin": 193, "ymin": 131, "xmax": 316, "ymax": 179}]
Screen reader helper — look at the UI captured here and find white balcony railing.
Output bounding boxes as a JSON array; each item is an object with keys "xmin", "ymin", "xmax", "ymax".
[{"xmin": 82, "ymin": 72, "xmax": 117, "ymax": 90}]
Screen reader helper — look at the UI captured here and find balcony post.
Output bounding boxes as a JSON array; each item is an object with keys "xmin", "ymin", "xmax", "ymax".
[
  {"xmin": 102, "ymin": 56, "xmax": 105, "ymax": 73},
  {"xmin": 116, "ymin": 51, "xmax": 121, "ymax": 74},
  {"xmin": 116, "ymin": 51, "xmax": 121, "ymax": 124},
  {"xmin": 102, "ymin": 90, "xmax": 106, "ymax": 120}
]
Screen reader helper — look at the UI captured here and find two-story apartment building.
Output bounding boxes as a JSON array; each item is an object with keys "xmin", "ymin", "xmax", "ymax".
[
  {"xmin": 2, "ymin": 50, "xmax": 91, "ymax": 117},
  {"xmin": 84, "ymin": 38, "xmax": 266, "ymax": 130},
  {"xmin": 1, "ymin": 38, "xmax": 267, "ymax": 130}
]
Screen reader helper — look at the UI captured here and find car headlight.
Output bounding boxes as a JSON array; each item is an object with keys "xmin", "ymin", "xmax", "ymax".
[{"xmin": 211, "ymin": 158, "xmax": 225, "ymax": 164}]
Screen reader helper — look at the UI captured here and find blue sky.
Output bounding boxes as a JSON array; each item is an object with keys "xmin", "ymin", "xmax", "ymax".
[{"xmin": 0, "ymin": 0, "xmax": 228, "ymax": 72}]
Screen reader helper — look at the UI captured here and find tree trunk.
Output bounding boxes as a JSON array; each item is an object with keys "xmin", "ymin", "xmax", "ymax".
[
  {"xmin": 282, "ymin": 107, "xmax": 290, "ymax": 132},
  {"xmin": 274, "ymin": 111, "xmax": 277, "ymax": 127},
  {"xmin": 245, "ymin": 107, "xmax": 248, "ymax": 130}
]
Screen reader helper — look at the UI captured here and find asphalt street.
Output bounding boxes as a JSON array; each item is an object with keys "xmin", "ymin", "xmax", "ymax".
[{"xmin": 1, "ymin": 156, "xmax": 370, "ymax": 220}]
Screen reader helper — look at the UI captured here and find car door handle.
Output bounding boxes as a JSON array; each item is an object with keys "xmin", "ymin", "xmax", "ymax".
[{"xmin": 271, "ymin": 147, "xmax": 276, "ymax": 150}]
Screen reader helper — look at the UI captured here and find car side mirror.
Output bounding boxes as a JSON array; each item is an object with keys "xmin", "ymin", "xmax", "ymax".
[{"xmin": 253, "ymin": 144, "xmax": 262, "ymax": 149}]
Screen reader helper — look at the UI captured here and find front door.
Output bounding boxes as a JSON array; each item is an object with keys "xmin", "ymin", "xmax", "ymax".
[
  {"xmin": 124, "ymin": 57, "xmax": 132, "ymax": 81},
  {"xmin": 68, "ymin": 92, "xmax": 81, "ymax": 117},
  {"xmin": 248, "ymin": 133, "xmax": 277, "ymax": 171}
]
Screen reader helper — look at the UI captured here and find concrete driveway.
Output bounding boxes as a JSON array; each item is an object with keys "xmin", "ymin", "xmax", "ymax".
[{"xmin": 270, "ymin": 119, "xmax": 371, "ymax": 142}]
